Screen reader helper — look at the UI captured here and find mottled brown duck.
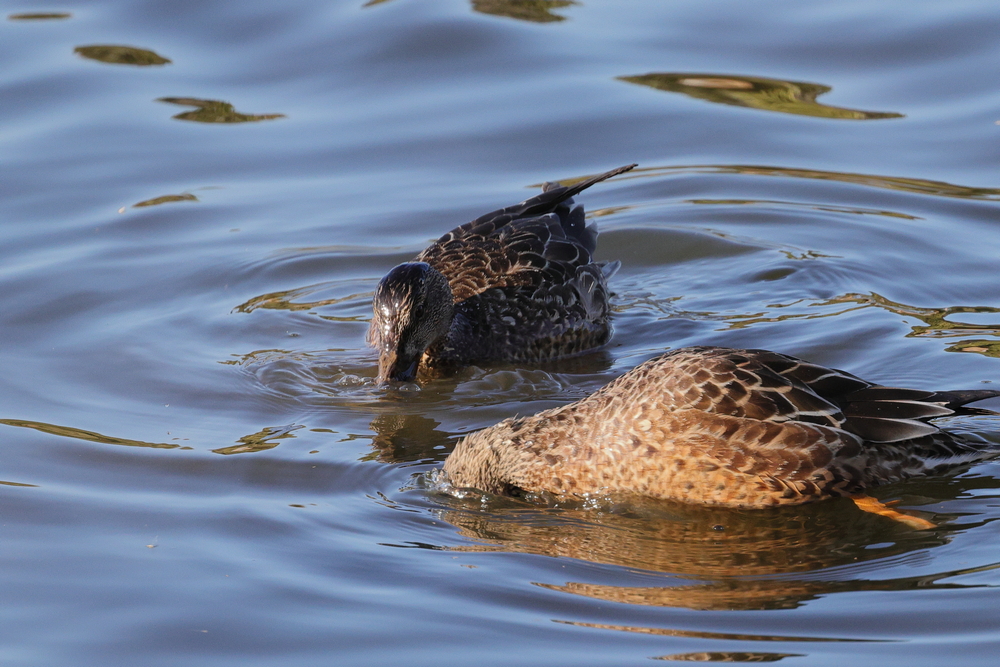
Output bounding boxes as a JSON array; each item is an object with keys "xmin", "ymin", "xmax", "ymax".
[
  {"xmin": 368, "ymin": 164, "xmax": 636, "ymax": 382},
  {"xmin": 443, "ymin": 346, "xmax": 1000, "ymax": 527}
]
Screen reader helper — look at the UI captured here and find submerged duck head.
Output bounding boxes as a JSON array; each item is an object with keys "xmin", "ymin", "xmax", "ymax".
[{"xmin": 368, "ymin": 262, "xmax": 454, "ymax": 383}]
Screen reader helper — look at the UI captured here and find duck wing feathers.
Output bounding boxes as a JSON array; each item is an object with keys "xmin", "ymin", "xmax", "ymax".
[
  {"xmin": 579, "ymin": 347, "xmax": 999, "ymax": 489},
  {"xmin": 632, "ymin": 347, "xmax": 994, "ymax": 444},
  {"xmin": 416, "ymin": 164, "xmax": 634, "ymax": 302},
  {"xmin": 434, "ymin": 263, "xmax": 619, "ymax": 366},
  {"xmin": 577, "ymin": 347, "xmax": 997, "ymax": 499}
]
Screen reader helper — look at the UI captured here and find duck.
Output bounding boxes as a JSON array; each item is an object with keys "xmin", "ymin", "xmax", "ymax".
[
  {"xmin": 443, "ymin": 346, "xmax": 1000, "ymax": 527},
  {"xmin": 368, "ymin": 164, "xmax": 636, "ymax": 382}
]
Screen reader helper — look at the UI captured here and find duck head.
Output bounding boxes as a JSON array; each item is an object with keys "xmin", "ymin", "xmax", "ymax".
[{"xmin": 368, "ymin": 262, "xmax": 454, "ymax": 383}]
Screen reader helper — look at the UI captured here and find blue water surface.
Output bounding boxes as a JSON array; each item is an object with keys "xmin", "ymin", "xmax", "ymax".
[{"xmin": 2, "ymin": 1, "xmax": 1000, "ymax": 665}]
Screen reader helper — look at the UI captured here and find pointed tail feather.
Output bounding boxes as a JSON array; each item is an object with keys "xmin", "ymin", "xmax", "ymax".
[
  {"xmin": 929, "ymin": 389, "xmax": 1000, "ymax": 416},
  {"xmin": 520, "ymin": 164, "xmax": 636, "ymax": 218},
  {"xmin": 929, "ymin": 389, "xmax": 1000, "ymax": 409}
]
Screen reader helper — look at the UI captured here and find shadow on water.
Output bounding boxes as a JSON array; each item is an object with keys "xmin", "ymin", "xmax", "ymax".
[{"xmin": 619, "ymin": 73, "xmax": 903, "ymax": 120}]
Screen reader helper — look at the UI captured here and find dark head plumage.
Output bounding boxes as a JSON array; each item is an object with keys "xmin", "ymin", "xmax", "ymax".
[{"xmin": 369, "ymin": 262, "xmax": 453, "ymax": 382}]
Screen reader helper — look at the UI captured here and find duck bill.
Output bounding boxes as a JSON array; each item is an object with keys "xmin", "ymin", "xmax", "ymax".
[{"xmin": 378, "ymin": 351, "xmax": 420, "ymax": 383}]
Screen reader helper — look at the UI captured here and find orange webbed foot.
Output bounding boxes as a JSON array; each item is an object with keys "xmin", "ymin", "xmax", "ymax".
[{"xmin": 851, "ymin": 495, "xmax": 936, "ymax": 530}]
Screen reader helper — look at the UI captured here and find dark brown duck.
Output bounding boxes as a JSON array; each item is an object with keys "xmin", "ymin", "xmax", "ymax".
[
  {"xmin": 369, "ymin": 164, "xmax": 636, "ymax": 382},
  {"xmin": 443, "ymin": 346, "xmax": 1000, "ymax": 526}
]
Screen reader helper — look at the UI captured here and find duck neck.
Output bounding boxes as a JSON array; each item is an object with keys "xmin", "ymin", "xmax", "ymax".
[
  {"xmin": 427, "ymin": 306, "xmax": 477, "ymax": 366},
  {"xmin": 444, "ymin": 422, "xmax": 522, "ymax": 495}
]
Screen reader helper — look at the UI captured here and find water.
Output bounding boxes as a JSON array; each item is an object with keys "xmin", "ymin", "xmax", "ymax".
[{"xmin": 2, "ymin": 0, "xmax": 1000, "ymax": 664}]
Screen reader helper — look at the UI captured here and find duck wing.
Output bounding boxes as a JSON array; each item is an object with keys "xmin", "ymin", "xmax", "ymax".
[
  {"xmin": 416, "ymin": 165, "xmax": 634, "ymax": 301},
  {"xmin": 440, "ymin": 263, "xmax": 618, "ymax": 365},
  {"xmin": 584, "ymin": 346, "xmax": 999, "ymax": 497},
  {"xmin": 630, "ymin": 347, "xmax": 998, "ymax": 443}
]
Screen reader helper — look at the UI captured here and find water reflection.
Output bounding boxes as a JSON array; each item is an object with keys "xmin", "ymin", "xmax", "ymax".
[
  {"xmin": 824, "ymin": 293, "xmax": 1000, "ymax": 340},
  {"xmin": 618, "ymin": 73, "xmax": 902, "ymax": 120},
  {"xmin": 949, "ymin": 340, "xmax": 1000, "ymax": 357},
  {"xmin": 432, "ymin": 494, "xmax": 997, "ymax": 612},
  {"xmin": 368, "ymin": 413, "xmax": 452, "ymax": 463},
  {"xmin": 234, "ymin": 285, "xmax": 371, "ymax": 315},
  {"xmin": 363, "ymin": 0, "xmax": 578, "ymax": 22},
  {"xmin": 557, "ymin": 619, "xmax": 884, "ymax": 643},
  {"xmin": 539, "ymin": 563, "xmax": 987, "ymax": 612},
  {"xmin": 471, "ymin": 0, "xmax": 578, "ymax": 23},
  {"xmin": 157, "ymin": 97, "xmax": 285, "ymax": 123},
  {"xmin": 617, "ymin": 282, "xmax": 1000, "ymax": 359},
  {"xmin": 686, "ymin": 198, "xmax": 919, "ymax": 221},
  {"xmin": 8, "ymin": 12, "xmax": 71, "ymax": 20},
  {"xmin": 213, "ymin": 424, "xmax": 304, "ymax": 455},
  {"xmin": 74, "ymin": 45, "xmax": 171, "ymax": 66},
  {"xmin": 0, "ymin": 418, "xmax": 182, "ymax": 449},
  {"xmin": 724, "ymin": 292, "xmax": 1000, "ymax": 350},
  {"xmin": 654, "ymin": 651, "xmax": 803, "ymax": 662},
  {"xmin": 633, "ymin": 164, "xmax": 1000, "ymax": 200},
  {"xmin": 133, "ymin": 193, "xmax": 198, "ymax": 208}
]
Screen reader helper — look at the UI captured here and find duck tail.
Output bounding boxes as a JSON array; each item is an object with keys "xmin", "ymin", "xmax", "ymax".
[
  {"xmin": 929, "ymin": 389, "xmax": 1000, "ymax": 414},
  {"xmin": 524, "ymin": 164, "xmax": 636, "ymax": 217},
  {"xmin": 557, "ymin": 164, "xmax": 637, "ymax": 201}
]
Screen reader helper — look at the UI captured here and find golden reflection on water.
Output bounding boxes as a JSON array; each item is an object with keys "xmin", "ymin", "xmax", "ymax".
[
  {"xmin": 8, "ymin": 12, "xmax": 71, "ymax": 20},
  {"xmin": 435, "ymin": 495, "xmax": 999, "ymax": 612},
  {"xmin": 443, "ymin": 500, "xmax": 938, "ymax": 580},
  {"xmin": 686, "ymin": 198, "xmax": 919, "ymax": 221},
  {"xmin": 362, "ymin": 0, "xmax": 578, "ymax": 22},
  {"xmin": 133, "ymin": 193, "xmax": 198, "ymax": 208},
  {"xmin": 0, "ymin": 418, "xmax": 318, "ymax": 457},
  {"xmin": 554, "ymin": 620, "xmax": 876, "ymax": 643},
  {"xmin": 726, "ymin": 292, "xmax": 999, "ymax": 336},
  {"xmin": 713, "ymin": 293, "xmax": 1000, "ymax": 357},
  {"xmin": 630, "ymin": 164, "xmax": 1000, "ymax": 200},
  {"xmin": 213, "ymin": 424, "xmax": 303, "ymax": 455},
  {"xmin": 0, "ymin": 479, "xmax": 39, "ymax": 488},
  {"xmin": 618, "ymin": 73, "xmax": 902, "ymax": 120},
  {"xmin": 157, "ymin": 97, "xmax": 285, "ymax": 123},
  {"xmin": 824, "ymin": 293, "xmax": 1000, "ymax": 339},
  {"xmin": 653, "ymin": 651, "xmax": 803, "ymax": 662},
  {"xmin": 74, "ymin": 45, "xmax": 171, "ymax": 66},
  {"xmin": 538, "ymin": 563, "xmax": 985, "ymax": 612},
  {"xmin": 0, "ymin": 418, "xmax": 182, "ymax": 449},
  {"xmin": 471, "ymin": 0, "xmax": 578, "ymax": 22},
  {"xmin": 235, "ymin": 287, "xmax": 370, "ymax": 315}
]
